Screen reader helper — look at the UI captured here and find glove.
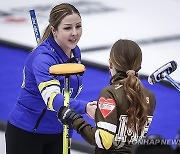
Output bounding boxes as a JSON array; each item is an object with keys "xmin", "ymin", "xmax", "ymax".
[{"xmin": 58, "ymin": 106, "xmax": 82, "ymax": 125}]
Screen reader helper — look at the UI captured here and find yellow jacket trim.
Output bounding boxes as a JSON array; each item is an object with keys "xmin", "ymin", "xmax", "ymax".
[
  {"xmin": 38, "ymin": 80, "xmax": 60, "ymax": 92},
  {"xmin": 48, "ymin": 92, "xmax": 58, "ymax": 111},
  {"xmin": 99, "ymin": 128, "xmax": 114, "ymax": 150}
]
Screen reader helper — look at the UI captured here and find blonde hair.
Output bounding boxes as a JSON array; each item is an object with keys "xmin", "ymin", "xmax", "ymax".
[{"xmin": 38, "ymin": 3, "xmax": 81, "ymax": 45}]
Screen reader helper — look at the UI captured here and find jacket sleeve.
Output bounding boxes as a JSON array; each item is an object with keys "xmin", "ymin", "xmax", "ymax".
[
  {"xmin": 32, "ymin": 53, "xmax": 87, "ymax": 114},
  {"xmin": 72, "ymin": 88, "xmax": 118, "ymax": 150}
]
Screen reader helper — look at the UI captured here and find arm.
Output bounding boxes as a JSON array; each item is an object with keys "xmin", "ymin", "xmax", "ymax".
[
  {"xmin": 32, "ymin": 53, "xmax": 88, "ymax": 113},
  {"xmin": 58, "ymin": 88, "xmax": 118, "ymax": 150}
]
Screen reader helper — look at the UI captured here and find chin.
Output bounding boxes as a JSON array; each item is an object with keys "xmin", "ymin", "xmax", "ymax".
[{"xmin": 69, "ymin": 44, "xmax": 77, "ymax": 49}]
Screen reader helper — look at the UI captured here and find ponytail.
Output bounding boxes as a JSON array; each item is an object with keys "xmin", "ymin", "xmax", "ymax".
[
  {"xmin": 121, "ymin": 74, "xmax": 148, "ymax": 134},
  {"xmin": 38, "ymin": 24, "xmax": 52, "ymax": 45},
  {"xmin": 109, "ymin": 39, "xmax": 148, "ymax": 134}
]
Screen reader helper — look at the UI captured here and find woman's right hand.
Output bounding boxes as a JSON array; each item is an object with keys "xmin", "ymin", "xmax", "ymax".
[{"xmin": 86, "ymin": 101, "xmax": 97, "ymax": 119}]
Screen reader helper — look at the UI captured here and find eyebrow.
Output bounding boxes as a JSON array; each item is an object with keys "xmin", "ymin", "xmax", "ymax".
[{"xmin": 63, "ymin": 22, "xmax": 82, "ymax": 26}]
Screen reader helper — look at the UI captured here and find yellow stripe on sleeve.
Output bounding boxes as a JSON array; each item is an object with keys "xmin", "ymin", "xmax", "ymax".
[
  {"xmin": 47, "ymin": 92, "xmax": 58, "ymax": 111},
  {"xmin": 38, "ymin": 80, "xmax": 60, "ymax": 92},
  {"xmin": 99, "ymin": 129, "xmax": 114, "ymax": 150}
]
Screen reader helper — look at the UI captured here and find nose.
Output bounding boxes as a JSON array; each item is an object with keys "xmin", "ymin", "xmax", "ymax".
[{"xmin": 72, "ymin": 27, "xmax": 78, "ymax": 36}]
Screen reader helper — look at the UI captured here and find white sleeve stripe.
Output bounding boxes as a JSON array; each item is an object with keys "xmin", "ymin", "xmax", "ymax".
[
  {"xmin": 97, "ymin": 122, "xmax": 117, "ymax": 133},
  {"xmin": 95, "ymin": 130, "xmax": 103, "ymax": 149},
  {"xmin": 41, "ymin": 85, "xmax": 60, "ymax": 105}
]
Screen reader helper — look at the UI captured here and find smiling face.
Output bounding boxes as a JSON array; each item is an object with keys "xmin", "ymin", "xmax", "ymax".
[{"xmin": 51, "ymin": 13, "xmax": 82, "ymax": 57}]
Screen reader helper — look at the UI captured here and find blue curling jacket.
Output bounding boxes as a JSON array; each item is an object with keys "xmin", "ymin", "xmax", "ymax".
[{"xmin": 8, "ymin": 35, "xmax": 88, "ymax": 134}]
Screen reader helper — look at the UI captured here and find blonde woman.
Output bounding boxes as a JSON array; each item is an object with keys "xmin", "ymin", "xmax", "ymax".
[{"xmin": 5, "ymin": 3, "xmax": 96, "ymax": 154}]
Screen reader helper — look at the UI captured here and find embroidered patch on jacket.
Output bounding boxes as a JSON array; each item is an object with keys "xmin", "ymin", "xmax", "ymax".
[{"xmin": 98, "ymin": 97, "xmax": 116, "ymax": 118}]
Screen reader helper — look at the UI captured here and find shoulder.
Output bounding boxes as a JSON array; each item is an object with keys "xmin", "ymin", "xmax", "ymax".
[
  {"xmin": 99, "ymin": 83, "xmax": 124, "ymax": 98},
  {"xmin": 34, "ymin": 42, "xmax": 54, "ymax": 55},
  {"xmin": 31, "ymin": 44, "xmax": 58, "ymax": 64},
  {"xmin": 103, "ymin": 83, "xmax": 124, "ymax": 93},
  {"xmin": 143, "ymin": 87, "xmax": 156, "ymax": 114},
  {"xmin": 143, "ymin": 87, "xmax": 156, "ymax": 100}
]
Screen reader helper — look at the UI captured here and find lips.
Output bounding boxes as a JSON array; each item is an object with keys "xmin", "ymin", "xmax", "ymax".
[{"xmin": 69, "ymin": 38, "xmax": 77, "ymax": 43}]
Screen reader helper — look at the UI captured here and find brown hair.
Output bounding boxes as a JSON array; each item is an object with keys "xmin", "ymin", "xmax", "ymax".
[
  {"xmin": 38, "ymin": 3, "xmax": 81, "ymax": 44},
  {"xmin": 110, "ymin": 39, "xmax": 147, "ymax": 133}
]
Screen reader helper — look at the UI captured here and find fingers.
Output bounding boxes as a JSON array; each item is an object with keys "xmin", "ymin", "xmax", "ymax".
[{"xmin": 89, "ymin": 101, "xmax": 97, "ymax": 106}]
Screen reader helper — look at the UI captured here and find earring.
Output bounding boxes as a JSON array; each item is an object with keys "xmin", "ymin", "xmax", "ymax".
[{"xmin": 53, "ymin": 33, "xmax": 57, "ymax": 38}]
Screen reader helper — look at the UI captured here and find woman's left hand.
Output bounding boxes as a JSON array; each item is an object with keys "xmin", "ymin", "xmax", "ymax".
[{"xmin": 86, "ymin": 101, "xmax": 97, "ymax": 119}]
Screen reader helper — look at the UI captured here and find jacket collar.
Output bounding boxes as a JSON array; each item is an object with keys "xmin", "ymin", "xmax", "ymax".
[
  {"xmin": 47, "ymin": 34, "xmax": 81, "ymax": 63},
  {"xmin": 110, "ymin": 71, "xmax": 127, "ymax": 85}
]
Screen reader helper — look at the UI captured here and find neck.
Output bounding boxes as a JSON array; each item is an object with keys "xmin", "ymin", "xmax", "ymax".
[
  {"xmin": 54, "ymin": 37, "xmax": 72, "ymax": 58},
  {"xmin": 65, "ymin": 50, "xmax": 72, "ymax": 58}
]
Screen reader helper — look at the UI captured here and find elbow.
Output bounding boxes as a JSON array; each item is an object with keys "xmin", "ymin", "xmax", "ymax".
[
  {"xmin": 96, "ymin": 129, "xmax": 114, "ymax": 150},
  {"xmin": 103, "ymin": 137, "xmax": 114, "ymax": 150},
  {"xmin": 104, "ymin": 142, "xmax": 113, "ymax": 150}
]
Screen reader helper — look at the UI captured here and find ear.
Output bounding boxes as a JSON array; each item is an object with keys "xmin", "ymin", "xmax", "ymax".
[{"xmin": 50, "ymin": 26, "xmax": 56, "ymax": 36}]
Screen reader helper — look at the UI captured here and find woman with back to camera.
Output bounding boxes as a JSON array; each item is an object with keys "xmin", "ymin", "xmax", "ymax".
[
  {"xmin": 5, "ymin": 3, "xmax": 96, "ymax": 154},
  {"xmin": 58, "ymin": 39, "xmax": 156, "ymax": 154}
]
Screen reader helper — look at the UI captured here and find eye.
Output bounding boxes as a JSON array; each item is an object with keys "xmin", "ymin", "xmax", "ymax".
[
  {"xmin": 63, "ymin": 27, "xmax": 71, "ymax": 30},
  {"xmin": 76, "ymin": 25, "xmax": 82, "ymax": 29}
]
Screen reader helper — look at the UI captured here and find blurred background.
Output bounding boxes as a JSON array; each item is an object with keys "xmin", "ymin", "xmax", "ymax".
[{"xmin": 0, "ymin": 0, "xmax": 180, "ymax": 153}]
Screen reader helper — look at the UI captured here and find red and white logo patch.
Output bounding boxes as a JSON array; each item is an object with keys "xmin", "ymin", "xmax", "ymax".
[{"xmin": 98, "ymin": 97, "xmax": 116, "ymax": 118}]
